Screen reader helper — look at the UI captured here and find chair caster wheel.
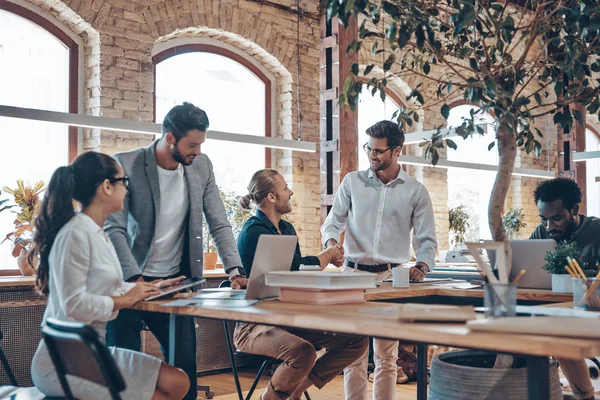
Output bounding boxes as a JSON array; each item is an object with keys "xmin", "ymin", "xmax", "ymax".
[{"xmin": 205, "ymin": 390, "xmax": 215, "ymax": 399}]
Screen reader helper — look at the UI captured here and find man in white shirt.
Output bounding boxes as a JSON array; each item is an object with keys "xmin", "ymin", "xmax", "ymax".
[
  {"xmin": 105, "ymin": 103, "xmax": 247, "ymax": 400},
  {"xmin": 321, "ymin": 120, "xmax": 437, "ymax": 400}
]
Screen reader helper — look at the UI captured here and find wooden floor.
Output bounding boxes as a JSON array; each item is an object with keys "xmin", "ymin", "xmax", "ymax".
[
  {"xmin": 196, "ymin": 368, "xmax": 600, "ymax": 400},
  {"xmin": 196, "ymin": 369, "xmax": 418, "ymax": 399}
]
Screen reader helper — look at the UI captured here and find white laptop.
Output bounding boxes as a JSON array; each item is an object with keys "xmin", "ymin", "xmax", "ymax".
[
  {"xmin": 487, "ymin": 239, "xmax": 556, "ymax": 289},
  {"xmin": 193, "ymin": 235, "xmax": 298, "ymax": 300}
]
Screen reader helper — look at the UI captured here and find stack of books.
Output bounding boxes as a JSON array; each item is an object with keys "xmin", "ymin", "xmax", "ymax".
[{"xmin": 265, "ymin": 271, "xmax": 377, "ymax": 304}]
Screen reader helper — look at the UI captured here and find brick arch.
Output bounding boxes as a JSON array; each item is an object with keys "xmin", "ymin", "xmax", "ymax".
[{"xmin": 152, "ymin": 29, "xmax": 294, "ymax": 142}]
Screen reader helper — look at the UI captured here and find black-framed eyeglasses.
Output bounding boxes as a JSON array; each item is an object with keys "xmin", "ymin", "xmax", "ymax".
[
  {"xmin": 108, "ymin": 176, "xmax": 129, "ymax": 187},
  {"xmin": 96, "ymin": 176, "xmax": 129, "ymax": 188},
  {"xmin": 363, "ymin": 143, "xmax": 396, "ymax": 156}
]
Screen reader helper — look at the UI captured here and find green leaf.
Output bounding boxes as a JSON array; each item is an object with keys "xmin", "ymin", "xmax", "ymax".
[
  {"xmin": 351, "ymin": 63, "xmax": 359, "ymax": 76},
  {"xmin": 415, "ymin": 25, "xmax": 425, "ymax": 48},
  {"xmin": 446, "ymin": 138, "xmax": 457, "ymax": 150},
  {"xmin": 488, "ymin": 141, "xmax": 495, "ymax": 151},
  {"xmin": 513, "ymin": 96, "xmax": 531, "ymax": 108},
  {"xmin": 441, "ymin": 104, "xmax": 450, "ymax": 119},
  {"xmin": 469, "ymin": 58, "xmax": 479, "ymax": 72},
  {"xmin": 398, "ymin": 25, "xmax": 411, "ymax": 49},
  {"xmin": 534, "ymin": 93, "xmax": 542, "ymax": 106},
  {"xmin": 423, "ymin": 62, "xmax": 431, "ymax": 75},
  {"xmin": 534, "ymin": 141, "xmax": 543, "ymax": 157},
  {"xmin": 382, "ymin": 1, "xmax": 401, "ymax": 18},
  {"xmin": 364, "ymin": 64, "xmax": 374, "ymax": 76},
  {"xmin": 573, "ymin": 109, "xmax": 583, "ymax": 123},
  {"xmin": 414, "ymin": 112, "xmax": 420, "ymax": 123},
  {"xmin": 383, "ymin": 53, "xmax": 396, "ymax": 72}
]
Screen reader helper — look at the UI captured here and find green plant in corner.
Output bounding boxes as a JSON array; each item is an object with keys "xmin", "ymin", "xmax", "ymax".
[
  {"xmin": 1, "ymin": 180, "xmax": 45, "ymax": 257},
  {"xmin": 502, "ymin": 208, "xmax": 527, "ymax": 239},
  {"xmin": 448, "ymin": 205, "xmax": 469, "ymax": 249}
]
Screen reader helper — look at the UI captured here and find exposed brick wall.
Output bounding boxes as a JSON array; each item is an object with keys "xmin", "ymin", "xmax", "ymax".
[{"xmin": 20, "ymin": 0, "xmax": 322, "ymax": 256}]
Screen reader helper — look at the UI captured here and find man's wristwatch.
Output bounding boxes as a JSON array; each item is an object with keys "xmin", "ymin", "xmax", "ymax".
[
  {"xmin": 415, "ymin": 264, "xmax": 429, "ymax": 274},
  {"xmin": 228, "ymin": 266, "xmax": 247, "ymax": 280}
]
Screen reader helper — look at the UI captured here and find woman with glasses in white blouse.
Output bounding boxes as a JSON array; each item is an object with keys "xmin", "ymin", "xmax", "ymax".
[{"xmin": 29, "ymin": 151, "xmax": 189, "ymax": 400}]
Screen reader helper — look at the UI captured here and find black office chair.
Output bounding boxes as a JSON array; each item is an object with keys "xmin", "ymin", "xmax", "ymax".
[
  {"xmin": 219, "ymin": 281, "xmax": 311, "ymax": 400},
  {"xmin": 41, "ymin": 318, "xmax": 127, "ymax": 400},
  {"xmin": 0, "ymin": 328, "xmax": 18, "ymax": 386}
]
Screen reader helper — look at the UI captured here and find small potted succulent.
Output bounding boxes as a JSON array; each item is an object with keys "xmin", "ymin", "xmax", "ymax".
[
  {"xmin": 542, "ymin": 243, "xmax": 581, "ymax": 293},
  {"xmin": 1, "ymin": 180, "xmax": 44, "ymax": 276}
]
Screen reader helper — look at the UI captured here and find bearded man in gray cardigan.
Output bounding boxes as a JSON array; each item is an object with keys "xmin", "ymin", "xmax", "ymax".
[{"xmin": 104, "ymin": 102, "xmax": 247, "ymax": 400}]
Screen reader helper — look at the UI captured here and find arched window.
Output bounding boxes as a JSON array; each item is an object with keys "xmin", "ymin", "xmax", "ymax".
[
  {"xmin": 0, "ymin": 2, "xmax": 78, "ymax": 273},
  {"xmin": 586, "ymin": 127, "xmax": 600, "ymax": 218},
  {"xmin": 446, "ymin": 105, "xmax": 496, "ymax": 241},
  {"xmin": 153, "ymin": 44, "xmax": 270, "ymax": 196},
  {"xmin": 357, "ymin": 87, "xmax": 402, "ymax": 171}
]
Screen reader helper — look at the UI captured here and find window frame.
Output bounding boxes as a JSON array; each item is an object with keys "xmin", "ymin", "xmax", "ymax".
[
  {"xmin": 0, "ymin": 0, "xmax": 79, "ymax": 276},
  {"xmin": 152, "ymin": 43, "xmax": 272, "ymax": 168}
]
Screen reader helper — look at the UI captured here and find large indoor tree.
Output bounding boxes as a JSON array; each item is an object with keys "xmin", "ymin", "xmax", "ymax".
[{"xmin": 324, "ymin": 0, "xmax": 600, "ymax": 255}]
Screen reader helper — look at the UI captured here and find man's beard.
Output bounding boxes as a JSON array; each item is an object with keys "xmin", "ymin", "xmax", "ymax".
[
  {"xmin": 170, "ymin": 143, "xmax": 192, "ymax": 165},
  {"xmin": 370, "ymin": 159, "xmax": 392, "ymax": 172}
]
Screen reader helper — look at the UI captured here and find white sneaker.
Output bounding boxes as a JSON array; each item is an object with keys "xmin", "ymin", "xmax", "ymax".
[{"xmin": 367, "ymin": 366, "xmax": 409, "ymax": 384}]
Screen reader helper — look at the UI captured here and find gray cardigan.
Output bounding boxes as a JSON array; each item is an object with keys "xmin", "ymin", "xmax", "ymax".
[{"xmin": 104, "ymin": 141, "xmax": 242, "ymax": 281}]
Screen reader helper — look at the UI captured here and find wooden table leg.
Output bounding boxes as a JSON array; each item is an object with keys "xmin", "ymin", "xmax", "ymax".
[
  {"xmin": 417, "ymin": 343, "xmax": 428, "ymax": 400},
  {"xmin": 526, "ymin": 355, "xmax": 549, "ymax": 400}
]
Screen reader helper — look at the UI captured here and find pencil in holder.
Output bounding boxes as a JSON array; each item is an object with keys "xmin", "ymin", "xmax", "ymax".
[
  {"xmin": 573, "ymin": 278, "xmax": 600, "ymax": 311},
  {"xmin": 484, "ymin": 283, "xmax": 517, "ymax": 318}
]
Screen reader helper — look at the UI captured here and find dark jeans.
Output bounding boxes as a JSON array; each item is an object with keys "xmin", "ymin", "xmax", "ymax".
[{"xmin": 106, "ymin": 303, "xmax": 197, "ymax": 400}]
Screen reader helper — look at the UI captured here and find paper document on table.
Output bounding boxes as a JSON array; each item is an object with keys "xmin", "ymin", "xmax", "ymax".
[
  {"xmin": 359, "ymin": 304, "xmax": 476, "ymax": 322},
  {"xmin": 448, "ymin": 282, "xmax": 485, "ymax": 290},
  {"xmin": 161, "ymin": 299, "xmax": 259, "ymax": 308}
]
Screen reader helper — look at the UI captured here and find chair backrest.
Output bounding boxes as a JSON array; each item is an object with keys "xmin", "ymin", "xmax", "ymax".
[{"xmin": 41, "ymin": 318, "xmax": 126, "ymax": 400}]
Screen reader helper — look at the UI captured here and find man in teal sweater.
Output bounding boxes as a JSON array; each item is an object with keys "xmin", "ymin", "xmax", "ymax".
[{"xmin": 529, "ymin": 177, "xmax": 597, "ymax": 400}]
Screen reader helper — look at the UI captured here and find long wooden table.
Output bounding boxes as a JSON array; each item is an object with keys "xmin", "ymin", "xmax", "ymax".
[{"xmin": 135, "ymin": 291, "xmax": 598, "ymax": 400}]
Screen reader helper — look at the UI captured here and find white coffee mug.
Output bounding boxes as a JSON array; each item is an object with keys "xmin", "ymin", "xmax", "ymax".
[{"xmin": 392, "ymin": 267, "xmax": 410, "ymax": 288}]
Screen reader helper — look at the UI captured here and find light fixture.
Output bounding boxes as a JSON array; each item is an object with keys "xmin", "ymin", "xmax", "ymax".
[
  {"xmin": 397, "ymin": 155, "xmax": 555, "ymax": 179},
  {"xmin": 0, "ymin": 105, "xmax": 317, "ymax": 153},
  {"xmin": 573, "ymin": 151, "xmax": 600, "ymax": 162}
]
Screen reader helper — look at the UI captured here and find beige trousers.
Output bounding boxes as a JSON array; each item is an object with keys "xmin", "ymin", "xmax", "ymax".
[
  {"xmin": 342, "ymin": 267, "xmax": 397, "ymax": 400},
  {"xmin": 557, "ymin": 357, "xmax": 595, "ymax": 399},
  {"xmin": 234, "ymin": 323, "xmax": 368, "ymax": 399}
]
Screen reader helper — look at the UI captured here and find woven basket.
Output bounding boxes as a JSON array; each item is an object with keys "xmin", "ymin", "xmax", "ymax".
[{"xmin": 429, "ymin": 350, "xmax": 562, "ymax": 400}]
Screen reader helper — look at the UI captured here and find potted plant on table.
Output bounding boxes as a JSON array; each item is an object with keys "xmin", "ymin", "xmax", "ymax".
[
  {"xmin": 446, "ymin": 205, "xmax": 470, "ymax": 262},
  {"xmin": 542, "ymin": 242, "xmax": 587, "ymax": 293},
  {"xmin": 1, "ymin": 180, "xmax": 44, "ymax": 276}
]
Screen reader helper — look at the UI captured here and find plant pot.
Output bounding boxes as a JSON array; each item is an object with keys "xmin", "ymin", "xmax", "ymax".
[
  {"xmin": 551, "ymin": 274, "xmax": 573, "ymax": 293},
  {"xmin": 203, "ymin": 252, "xmax": 218, "ymax": 270},
  {"xmin": 429, "ymin": 350, "xmax": 561, "ymax": 400},
  {"xmin": 16, "ymin": 249, "xmax": 36, "ymax": 276}
]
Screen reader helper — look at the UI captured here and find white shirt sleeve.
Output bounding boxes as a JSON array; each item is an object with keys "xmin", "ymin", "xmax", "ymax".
[
  {"xmin": 114, "ymin": 281, "xmax": 136, "ymax": 296},
  {"xmin": 411, "ymin": 185, "xmax": 438, "ymax": 269},
  {"xmin": 51, "ymin": 229, "xmax": 115, "ymax": 321},
  {"xmin": 321, "ymin": 174, "xmax": 351, "ymax": 247}
]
